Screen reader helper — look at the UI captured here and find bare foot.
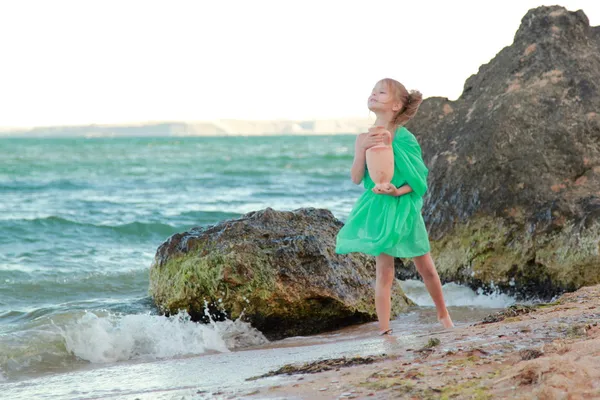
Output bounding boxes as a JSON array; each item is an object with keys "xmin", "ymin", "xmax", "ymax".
[
  {"xmin": 379, "ymin": 328, "xmax": 393, "ymax": 336},
  {"xmin": 439, "ymin": 315, "xmax": 455, "ymax": 329}
]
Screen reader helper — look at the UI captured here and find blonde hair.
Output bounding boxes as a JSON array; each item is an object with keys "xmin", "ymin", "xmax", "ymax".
[{"xmin": 379, "ymin": 78, "xmax": 423, "ymax": 127}]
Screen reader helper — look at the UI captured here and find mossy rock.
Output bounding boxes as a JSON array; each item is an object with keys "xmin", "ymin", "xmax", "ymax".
[
  {"xmin": 149, "ymin": 207, "xmax": 414, "ymax": 339},
  {"xmin": 397, "ymin": 215, "xmax": 600, "ymax": 300}
]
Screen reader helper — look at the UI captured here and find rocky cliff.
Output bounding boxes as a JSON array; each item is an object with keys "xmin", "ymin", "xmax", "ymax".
[{"xmin": 401, "ymin": 6, "xmax": 600, "ymax": 299}]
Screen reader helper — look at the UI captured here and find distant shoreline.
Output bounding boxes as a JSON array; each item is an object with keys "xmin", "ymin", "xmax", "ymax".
[
  {"xmin": 0, "ymin": 118, "xmax": 372, "ymax": 138},
  {"xmin": 0, "ymin": 132, "xmax": 360, "ymax": 139}
]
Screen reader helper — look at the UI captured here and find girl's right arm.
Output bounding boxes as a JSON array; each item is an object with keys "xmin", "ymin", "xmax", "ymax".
[{"xmin": 350, "ymin": 130, "xmax": 387, "ymax": 184}]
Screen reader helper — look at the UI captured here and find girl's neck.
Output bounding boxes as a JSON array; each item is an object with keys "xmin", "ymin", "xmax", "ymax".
[{"xmin": 373, "ymin": 116, "xmax": 397, "ymax": 134}]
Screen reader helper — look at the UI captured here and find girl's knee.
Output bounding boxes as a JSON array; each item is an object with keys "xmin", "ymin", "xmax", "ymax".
[
  {"xmin": 414, "ymin": 254, "xmax": 437, "ymax": 278},
  {"xmin": 417, "ymin": 266, "xmax": 436, "ymax": 280},
  {"xmin": 376, "ymin": 266, "xmax": 395, "ymax": 278},
  {"xmin": 416, "ymin": 261, "xmax": 438, "ymax": 280},
  {"xmin": 376, "ymin": 253, "xmax": 396, "ymax": 286},
  {"xmin": 376, "ymin": 267, "xmax": 395, "ymax": 286}
]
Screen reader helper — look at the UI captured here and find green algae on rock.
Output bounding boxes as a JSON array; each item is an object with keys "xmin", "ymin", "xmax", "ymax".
[
  {"xmin": 402, "ymin": 216, "xmax": 600, "ymax": 299},
  {"xmin": 149, "ymin": 207, "xmax": 413, "ymax": 339}
]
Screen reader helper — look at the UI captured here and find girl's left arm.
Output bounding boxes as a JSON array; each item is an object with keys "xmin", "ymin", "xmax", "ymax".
[{"xmin": 394, "ymin": 184, "xmax": 413, "ymax": 196}]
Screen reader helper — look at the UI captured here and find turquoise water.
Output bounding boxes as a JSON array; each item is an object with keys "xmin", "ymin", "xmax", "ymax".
[
  {"xmin": 0, "ymin": 136, "xmax": 517, "ymax": 399},
  {"xmin": 0, "ymin": 135, "xmax": 363, "ymax": 381}
]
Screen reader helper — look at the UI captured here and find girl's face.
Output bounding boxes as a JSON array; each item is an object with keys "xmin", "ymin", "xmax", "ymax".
[{"xmin": 368, "ymin": 81, "xmax": 402, "ymax": 113}]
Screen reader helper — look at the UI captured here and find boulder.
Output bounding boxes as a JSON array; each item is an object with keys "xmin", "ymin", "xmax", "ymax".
[
  {"xmin": 150, "ymin": 207, "xmax": 413, "ymax": 340},
  {"xmin": 399, "ymin": 6, "xmax": 600, "ymax": 299}
]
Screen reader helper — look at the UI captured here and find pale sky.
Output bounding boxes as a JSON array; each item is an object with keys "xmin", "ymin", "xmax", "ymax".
[{"xmin": 0, "ymin": 0, "xmax": 599, "ymax": 128}]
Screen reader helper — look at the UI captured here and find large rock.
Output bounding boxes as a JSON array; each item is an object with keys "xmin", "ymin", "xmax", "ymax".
[
  {"xmin": 149, "ymin": 208, "xmax": 413, "ymax": 340},
  {"xmin": 398, "ymin": 6, "xmax": 600, "ymax": 299}
]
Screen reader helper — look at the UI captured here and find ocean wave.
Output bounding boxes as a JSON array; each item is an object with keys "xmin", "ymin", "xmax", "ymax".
[
  {"xmin": 59, "ymin": 311, "xmax": 230, "ymax": 363},
  {"xmin": 0, "ymin": 282, "xmax": 153, "ymax": 325},
  {"xmin": 0, "ymin": 179, "xmax": 89, "ymax": 192},
  {"xmin": 0, "ymin": 310, "xmax": 268, "ymax": 381},
  {"xmin": 1, "ymin": 211, "xmax": 252, "ymax": 238},
  {"xmin": 400, "ymin": 280, "xmax": 516, "ymax": 308},
  {"xmin": 1, "ymin": 216, "xmax": 180, "ymax": 238}
]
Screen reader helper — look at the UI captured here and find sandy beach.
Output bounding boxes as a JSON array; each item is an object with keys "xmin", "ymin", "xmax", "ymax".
[{"xmin": 223, "ymin": 284, "xmax": 600, "ymax": 399}]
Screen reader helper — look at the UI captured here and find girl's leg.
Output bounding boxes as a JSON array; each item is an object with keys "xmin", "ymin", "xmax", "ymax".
[
  {"xmin": 413, "ymin": 252, "xmax": 454, "ymax": 328},
  {"xmin": 375, "ymin": 253, "xmax": 395, "ymax": 333}
]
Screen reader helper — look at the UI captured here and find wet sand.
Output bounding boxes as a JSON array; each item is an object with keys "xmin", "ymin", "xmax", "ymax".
[{"xmin": 225, "ymin": 284, "xmax": 600, "ymax": 400}]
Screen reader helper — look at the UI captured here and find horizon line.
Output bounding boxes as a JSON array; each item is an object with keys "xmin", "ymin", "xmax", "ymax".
[{"xmin": 0, "ymin": 116, "xmax": 382, "ymax": 131}]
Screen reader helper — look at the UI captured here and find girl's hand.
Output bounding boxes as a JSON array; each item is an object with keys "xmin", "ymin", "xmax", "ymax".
[
  {"xmin": 372, "ymin": 183, "xmax": 398, "ymax": 196},
  {"xmin": 359, "ymin": 126, "xmax": 389, "ymax": 151}
]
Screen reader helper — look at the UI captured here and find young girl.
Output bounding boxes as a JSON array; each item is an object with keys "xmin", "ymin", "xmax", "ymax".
[{"xmin": 335, "ymin": 78, "xmax": 454, "ymax": 335}]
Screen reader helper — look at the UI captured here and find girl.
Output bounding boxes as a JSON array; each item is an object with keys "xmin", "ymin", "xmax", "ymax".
[{"xmin": 335, "ymin": 78, "xmax": 454, "ymax": 335}]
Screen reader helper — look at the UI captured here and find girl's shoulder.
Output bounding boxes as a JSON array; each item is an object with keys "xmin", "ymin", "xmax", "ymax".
[
  {"xmin": 394, "ymin": 126, "xmax": 419, "ymax": 145},
  {"xmin": 355, "ymin": 132, "xmax": 369, "ymax": 145}
]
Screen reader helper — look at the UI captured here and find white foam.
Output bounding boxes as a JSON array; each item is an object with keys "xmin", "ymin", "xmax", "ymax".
[
  {"xmin": 399, "ymin": 279, "xmax": 516, "ymax": 308},
  {"xmin": 214, "ymin": 312, "xmax": 271, "ymax": 349},
  {"xmin": 58, "ymin": 310, "xmax": 267, "ymax": 363}
]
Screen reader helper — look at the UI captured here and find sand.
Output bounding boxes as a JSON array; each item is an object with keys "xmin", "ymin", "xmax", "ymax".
[{"xmin": 222, "ymin": 284, "xmax": 600, "ymax": 399}]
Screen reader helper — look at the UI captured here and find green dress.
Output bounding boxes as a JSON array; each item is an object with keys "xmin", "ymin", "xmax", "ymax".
[{"xmin": 335, "ymin": 126, "xmax": 431, "ymax": 258}]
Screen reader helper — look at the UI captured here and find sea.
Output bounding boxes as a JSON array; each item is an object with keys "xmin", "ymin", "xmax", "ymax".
[{"xmin": 0, "ymin": 135, "xmax": 516, "ymax": 399}]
